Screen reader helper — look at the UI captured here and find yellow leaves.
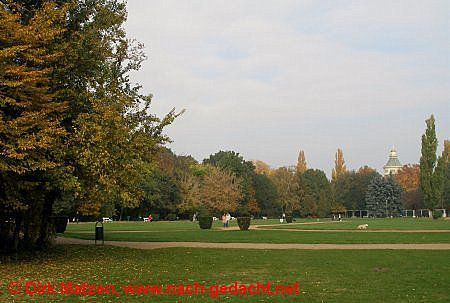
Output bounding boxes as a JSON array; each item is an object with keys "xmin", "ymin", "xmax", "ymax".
[
  {"xmin": 200, "ymin": 166, "xmax": 243, "ymax": 212},
  {"xmin": 0, "ymin": 2, "xmax": 66, "ymax": 175}
]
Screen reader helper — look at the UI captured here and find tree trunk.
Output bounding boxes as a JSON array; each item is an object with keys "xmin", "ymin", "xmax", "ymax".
[{"xmin": 36, "ymin": 191, "xmax": 56, "ymax": 248}]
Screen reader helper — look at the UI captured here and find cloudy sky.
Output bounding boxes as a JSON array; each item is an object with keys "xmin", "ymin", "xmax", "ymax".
[{"xmin": 125, "ymin": 0, "xmax": 449, "ymax": 175}]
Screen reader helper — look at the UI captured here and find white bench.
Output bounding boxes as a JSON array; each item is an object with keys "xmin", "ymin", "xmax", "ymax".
[
  {"xmin": 143, "ymin": 218, "xmax": 149, "ymax": 222},
  {"xmin": 102, "ymin": 217, "xmax": 112, "ymax": 223}
]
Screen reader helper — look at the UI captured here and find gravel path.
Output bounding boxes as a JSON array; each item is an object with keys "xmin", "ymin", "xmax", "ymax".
[{"xmin": 56, "ymin": 237, "xmax": 450, "ymax": 250}]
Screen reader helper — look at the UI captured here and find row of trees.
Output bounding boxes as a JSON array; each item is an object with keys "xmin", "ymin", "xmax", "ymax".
[
  {"xmin": 129, "ymin": 114, "xmax": 448, "ymax": 221},
  {"xmin": 55, "ymin": 116, "xmax": 449, "ymax": 223}
]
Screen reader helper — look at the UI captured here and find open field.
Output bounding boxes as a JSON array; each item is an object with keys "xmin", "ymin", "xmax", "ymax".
[
  {"xmin": 263, "ymin": 218, "xmax": 450, "ymax": 230},
  {"xmin": 1, "ymin": 245, "xmax": 449, "ymax": 303},
  {"xmin": 63, "ymin": 218, "xmax": 450, "ymax": 244}
]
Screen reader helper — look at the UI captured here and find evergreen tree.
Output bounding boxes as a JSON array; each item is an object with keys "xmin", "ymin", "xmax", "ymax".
[{"xmin": 366, "ymin": 176, "xmax": 403, "ymax": 217}]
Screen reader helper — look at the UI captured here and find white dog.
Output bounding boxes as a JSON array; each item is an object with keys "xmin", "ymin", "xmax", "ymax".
[{"xmin": 357, "ymin": 224, "xmax": 368, "ymax": 230}]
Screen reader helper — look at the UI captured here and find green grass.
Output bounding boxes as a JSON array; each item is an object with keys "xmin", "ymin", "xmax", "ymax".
[
  {"xmin": 1, "ymin": 245, "xmax": 449, "ymax": 302},
  {"xmin": 63, "ymin": 219, "xmax": 450, "ymax": 244},
  {"xmin": 264, "ymin": 218, "xmax": 450, "ymax": 230},
  {"xmin": 65, "ymin": 218, "xmax": 305, "ymax": 232}
]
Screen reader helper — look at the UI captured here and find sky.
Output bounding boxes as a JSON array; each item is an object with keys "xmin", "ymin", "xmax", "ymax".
[{"xmin": 124, "ymin": 0, "xmax": 449, "ymax": 175}]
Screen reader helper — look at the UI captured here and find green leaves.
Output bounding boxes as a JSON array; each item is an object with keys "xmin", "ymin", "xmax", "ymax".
[{"xmin": 420, "ymin": 115, "xmax": 445, "ymax": 210}]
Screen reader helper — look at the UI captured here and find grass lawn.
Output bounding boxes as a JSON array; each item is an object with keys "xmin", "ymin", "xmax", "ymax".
[
  {"xmin": 264, "ymin": 218, "xmax": 450, "ymax": 230},
  {"xmin": 63, "ymin": 219, "xmax": 450, "ymax": 244},
  {"xmin": 1, "ymin": 245, "xmax": 449, "ymax": 303}
]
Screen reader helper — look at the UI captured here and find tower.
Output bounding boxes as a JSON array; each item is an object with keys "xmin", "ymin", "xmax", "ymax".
[{"xmin": 383, "ymin": 147, "xmax": 402, "ymax": 176}]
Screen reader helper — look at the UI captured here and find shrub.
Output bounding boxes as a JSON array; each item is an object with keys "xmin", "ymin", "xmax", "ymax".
[
  {"xmin": 198, "ymin": 216, "xmax": 213, "ymax": 229},
  {"xmin": 285, "ymin": 215, "xmax": 293, "ymax": 223},
  {"xmin": 51, "ymin": 216, "xmax": 68, "ymax": 233},
  {"xmin": 166, "ymin": 213, "xmax": 177, "ymax": 221},
  {"xmin": 152, "ymin": 213, "xmax": 160, "ymax": 221},
  {"xmin": 433, "ymin": 210, "xmax": 443, "ymax": 220},
  {"xmin": 237, "ymin": 217, "xmax": 251, "ymax": 231}
]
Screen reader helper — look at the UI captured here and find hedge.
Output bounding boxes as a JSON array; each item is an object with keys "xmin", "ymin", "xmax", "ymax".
[
  {"xmin": 198, "ymin": 216, "xmax": 213, "ymax": 229},
  {"xmin": 237, "ymin": 217, "xmax": 251, "ymax": 230},
  {"xmin": 166, "ymin": 213, "xmax": 177, "ymax": 221}
]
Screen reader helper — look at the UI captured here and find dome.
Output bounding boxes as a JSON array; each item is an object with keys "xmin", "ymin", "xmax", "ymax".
[{"xmin": 383, "ymin": 147, "xmax": 402, "ymax": 176}]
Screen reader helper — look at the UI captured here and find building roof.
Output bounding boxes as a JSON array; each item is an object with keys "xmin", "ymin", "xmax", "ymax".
[
  {"xmin": 384, "ymin": 147, "xmax": 402, "ymax": 168},
  {"xmin": 384, "ymin": 157, "xmax": 402, "ymax": 168}
]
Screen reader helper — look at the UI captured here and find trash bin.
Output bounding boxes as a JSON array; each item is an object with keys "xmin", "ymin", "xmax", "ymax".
[{"xmin": 95, "ymin": 221, "xmax": 104, "ymax": 245}]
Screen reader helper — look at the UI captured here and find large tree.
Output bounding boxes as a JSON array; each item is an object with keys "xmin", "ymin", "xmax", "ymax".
[
  {"xmin": 300, "ymin": 169, "xmax": 333, "ymax": 217},
  {"xmin": 296, "ymin": 150, "xmax": 307, "ymax": 174},
  {"xmin": 200, "ymin": 166, "xmax": 242, "ymax": 214},
  {"xmin": 253, "ymin": 160, "xmax": 272, "ymax": 175},
  {"xmin": 366, "ymin": 176, "xmax": 403, "ymax": 217},
  {"xmin": 0, "ymin": 2, "xmax": 69, "ymax": 251},
  {"xmin": 270, "ymin": 167, "xmax": 299, "ymax": 215},
  {"xmin": 0, "ymin": 1, "xmax": 178, "ymax": 251},
  {"xmin": 419, "ymin": 115, "xmax": 444, "ymax": 211},
  {"xmin": 332, "ymin": 148, "xmax": 347, "ymax": 183},
  {"xmin": 203, "ymin": 150, "xmax": 255, "ymax": 209},
  {"xmin": 395, "ymin": 164, "xmax": 424, "ymax": 210},
  {"xmin": 440, "ymin": 140, "xmax": 449, "ymax": 209},
  {"xmin": 334, "ymin": 168, "xmax": 379, "ymax": 211},
  {"xmin": 253, "ymin": 173, "xmax": 280, "ymax": 217}
]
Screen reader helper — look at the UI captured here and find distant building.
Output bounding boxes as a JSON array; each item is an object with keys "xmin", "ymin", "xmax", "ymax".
[{"xmin": 383, "ymin": 147, "xmax": 402, "ymax": 176}]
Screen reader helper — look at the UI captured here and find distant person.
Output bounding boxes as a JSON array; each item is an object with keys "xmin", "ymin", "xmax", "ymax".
[
  {"xmin": 148, "ymin": 214, "xmax": 153, "ymax": 222},
  {"xmin": 222, "ymin": 213, "xmax": 227, "ymax": 228},
  {"xmin": 192, "ymin": 212, "xmax": 197, "ymax": 222},
  {"xmin": 226, "ymin": 213, "xmax": 231, "ymax": 228}
]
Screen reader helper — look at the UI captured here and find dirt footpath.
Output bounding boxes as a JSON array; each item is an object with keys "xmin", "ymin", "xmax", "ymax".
[{"xmin": 56, "ymin": 237, "xmax": 450, "ymax": 250}]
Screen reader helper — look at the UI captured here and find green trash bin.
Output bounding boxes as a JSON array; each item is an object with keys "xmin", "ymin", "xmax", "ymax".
[{"xmin": 95, "ymin": 221, "xmax": 104, "ymax": 245}]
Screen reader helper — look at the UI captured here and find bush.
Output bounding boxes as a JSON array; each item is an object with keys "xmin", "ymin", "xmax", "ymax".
[
  {"xmin": 50, "ymin": 216, "xmax": 68, "ymax": 233},
  {"xmin": 166, "ymin": 213, "xmax": 177, "ymax": 221},
  {"xmin": 433, "ymin": 210, "xmax": 443, "ymax": 220},
  {"xmin": 152, "ymin": 213, "xmax": 160, "ymax": 221},
  {"xmin": 198, "ymin": 216, "xmax": 213, "ymax": 229},
  {"xmin": 285, "ymin": 215, "xmax": 293, "ymax": 223},
  {"xmin": 237, "ymin": 217, "xmax": 251, "ymax": 231}
]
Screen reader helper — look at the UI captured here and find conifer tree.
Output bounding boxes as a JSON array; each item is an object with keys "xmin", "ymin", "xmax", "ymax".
[{"xmin": 366, "ymin": 176, "xmax": 403, "ymax": 217}]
